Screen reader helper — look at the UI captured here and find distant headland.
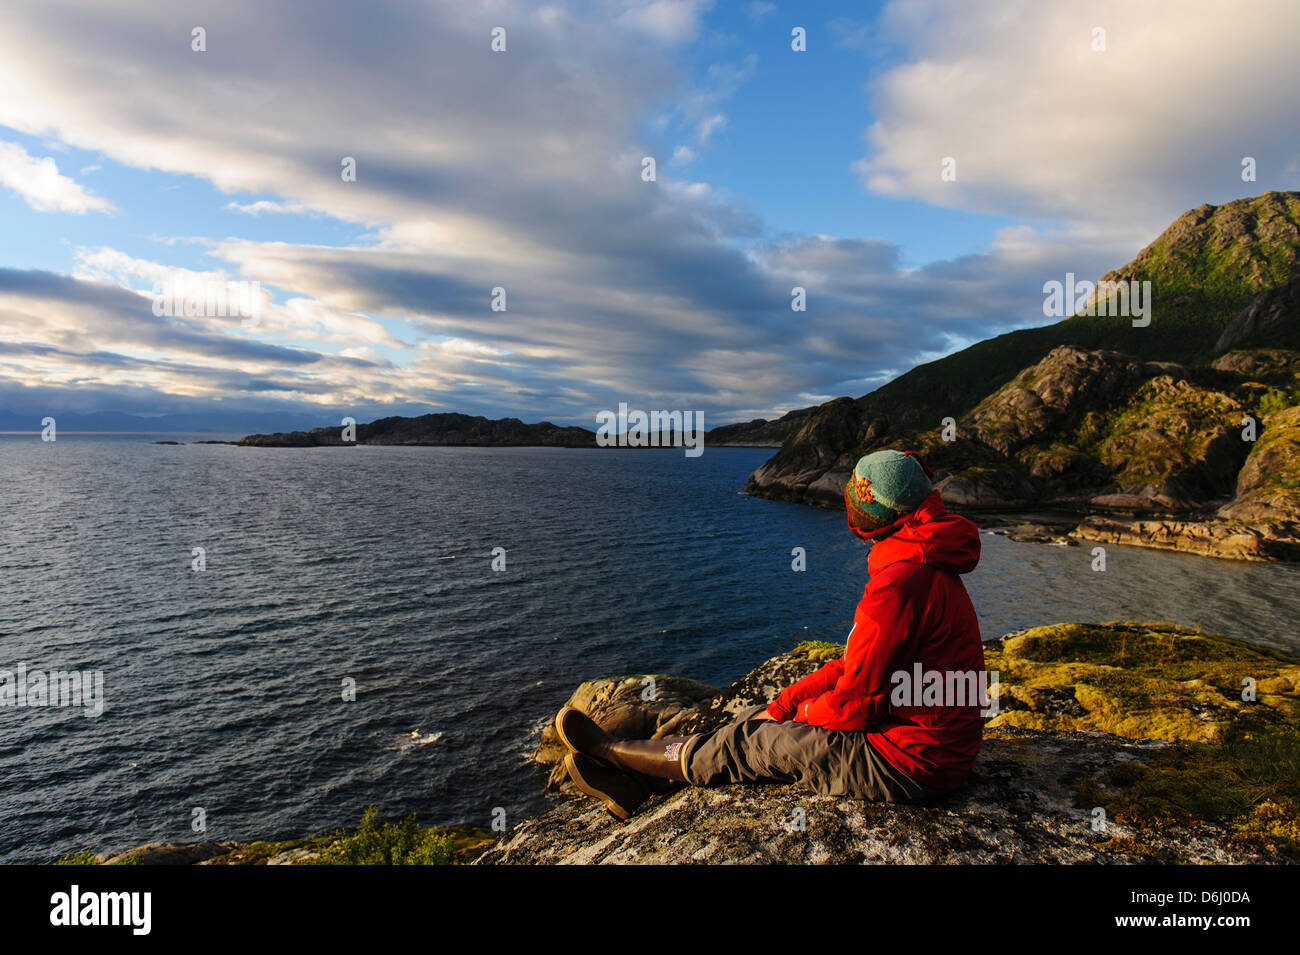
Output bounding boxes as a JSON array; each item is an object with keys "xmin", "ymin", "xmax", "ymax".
[{"xmin": 233, "ymin": 410, "xmax": 806, "ymax": 449}]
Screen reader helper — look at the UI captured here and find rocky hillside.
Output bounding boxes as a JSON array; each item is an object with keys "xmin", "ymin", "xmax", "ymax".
[
  {"xmin": 702, "ymin": 409, "xmax": 813, "ymax": 447},
  {"xmin": 746, "ymin": 193, "xmax": 1300, "ymax": 561},
  {"xmin": 479, "ymin": 622, "xmax": 1300, "ymax": 864}
]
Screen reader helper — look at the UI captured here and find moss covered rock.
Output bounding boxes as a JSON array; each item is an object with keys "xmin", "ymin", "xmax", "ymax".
[
  {"xmin": 486, "ymin": 622, "xmax": 1300, "ymax": 864},
  {"xmin": 968, "ymin": 347, "xmax": 1149, "ymax": 456},
  {"xmin": 480, "ymin": 726, "xmax": 1282, "ymax": 864},
  {"xmin": 985, "ymin": 621, "xmax": 1299, "ymax": 742},
  {"xmin": 1219, "ymin": 405, "xmax": 1300, "ymax": 523},
  {"xmin": 1099, "ymin": 377, "xmax": 1246, "ymax": 503}
]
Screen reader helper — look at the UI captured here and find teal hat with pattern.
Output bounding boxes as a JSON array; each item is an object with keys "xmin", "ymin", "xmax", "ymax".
[{"xmin": 844, "ymin": 449, "xmax": 934, "ymax": 536}]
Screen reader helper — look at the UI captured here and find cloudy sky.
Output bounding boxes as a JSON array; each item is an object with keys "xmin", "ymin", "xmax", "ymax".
[{"xmin": 1, "ymin": 0, "xmax": 1298, "ymax": 430}]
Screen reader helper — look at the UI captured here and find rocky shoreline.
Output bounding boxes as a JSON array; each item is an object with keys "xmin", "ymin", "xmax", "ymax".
[
  {"xmin": 479, "ymin": 622, "xmax": 1298, "ymax": 864},
  {"xmin": 481, "ymin": 728, "xmax": 1243, "ymax": 865},
  {"xmin": 1073, "ymin": 514, "xmax": 1300, "ymax": 562},
  {"xmin": 74, "ymin": 621, "xmax": 1300, "ymax": 865}
]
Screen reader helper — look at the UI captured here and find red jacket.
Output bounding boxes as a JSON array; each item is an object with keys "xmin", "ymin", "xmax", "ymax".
[{"xmin": 766, "ymin": 491, "xmax": 985, "ymax": 790}]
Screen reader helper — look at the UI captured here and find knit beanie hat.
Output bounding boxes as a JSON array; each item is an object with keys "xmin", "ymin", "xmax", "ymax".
[{"xmin": 844, "ymin": 449, "xmax": 935, "ymax": 535}]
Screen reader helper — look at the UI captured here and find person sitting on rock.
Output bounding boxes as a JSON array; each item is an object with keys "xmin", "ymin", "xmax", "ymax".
[{"xmin": 555, "ymin": 449, "xmax": 987, "ymax": 821}]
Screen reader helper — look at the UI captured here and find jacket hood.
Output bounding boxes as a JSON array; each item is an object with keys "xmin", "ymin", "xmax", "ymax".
[{"xmin": 864, "ymin": 490, "xmax": 982, "ymax": 576}]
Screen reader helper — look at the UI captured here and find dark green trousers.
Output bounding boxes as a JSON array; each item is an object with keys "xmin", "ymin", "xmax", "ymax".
[{"xmin": 679, "ymin": 704, "xmax": 938, "ymax": 802}]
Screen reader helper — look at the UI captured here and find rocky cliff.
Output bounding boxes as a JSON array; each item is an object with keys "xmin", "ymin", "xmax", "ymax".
[
  {"xmin": 477, "ymin": 622, "xmax": 1300, "ymax": 865},
  {"xmin": 745, "ymin": 193, "xmax": 1300, "ymax": 561},
  {"xmin": 481, "ymin": 729, "xmax": 1199, "ymax": 864},
  {"xmin": 701, "ymin": 409, "xmax": 813, "ymax": 447}
]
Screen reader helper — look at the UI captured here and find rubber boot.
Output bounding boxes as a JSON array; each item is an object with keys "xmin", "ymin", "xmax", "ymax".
[
  {"xmin": 554, "ymin": 706, "xmax": 619, "ymax": 761},
  {"xmin": 554, "ymin": 706, "xmax": 691, "ymax": 789},
  {"xmin": 603, "ymin": 737, "xmax": 691, "ymax": 784},
  {"xmin": 564, "ymin": 752, "xmax": 648, "ymax": 822}
]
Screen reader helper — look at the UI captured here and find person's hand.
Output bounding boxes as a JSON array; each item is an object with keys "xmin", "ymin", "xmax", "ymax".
[{"xmin": 750, "ymin": 710, "xmax": 777, "ymax": 721}]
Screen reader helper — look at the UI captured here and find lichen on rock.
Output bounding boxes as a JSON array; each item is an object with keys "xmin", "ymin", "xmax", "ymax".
[
  {"xmin": 481, "ymin": 725, "xmax": 1283, "ymax": 864},
  {"xmin": 495, "ymin": 622, "xmax": 1300, "ymax": 864}
]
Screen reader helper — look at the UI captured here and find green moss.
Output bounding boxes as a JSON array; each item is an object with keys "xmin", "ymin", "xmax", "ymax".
[
  {"xmin": 986, "ymin": 622, "xmax": 1300, "ymax": 742},
  {"xmin": 1078, "ymin": 719, "xmax": 1300, "ymax": 860},
  {"xmin": 54, "ymin": 848, "xmax": 99, "ymax": 865},
  {"xmin": 1258, "ymin": 387, "xmax": 1300, "ymax": 418},
  {"xmin": 794, "ymin": 640, "xmax": 845, "ymax": 662},
  {"xmin": 1238, "ymin": 406, "xmax": 1300, "ymax": 495},
  {"xmin": 205, "ymin": 839, "xmax": 320, "ymax": 865},
  {"xmin": 1235, "ymin": 799, "xmax": 1300, "ymax": 856},
  {"xmin": 1018, "ymin": 443, "xmax": 1101, "ymax": 484},
  {"xmin": 1100, "ymin": 379, "xmax": 1243, "ymax": 489},
  {"xmin": 441, "ymin": 826, "xmax": 497, "ymax": 863}
]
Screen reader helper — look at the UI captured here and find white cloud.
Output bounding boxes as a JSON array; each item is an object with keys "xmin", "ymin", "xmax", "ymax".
[
  {"xmin": 855, "ymin": 0, "xmax": 1300, "ymax": 238},
  {"xmin": 0, "ymin": 142, "xmax": 115, "ymax": 214},
  {"xmin": 225, "ymin": 200, "xmax": 312, "ymax": 216},
  {"xmin": 681, "ymin": 54, "xmax": 757, "ymax": 146},
  {"xmin": 695, "ymin": 113, "xmax": 727, "ymax": 143},
  {"xmin": 618, "ymin": 0, "xmax": 712, "ymax": 43},
  {"xmin": 1, "ymin": 0, "xmax": 1297, "ymax": 426},
  {"xmin": 67, "ymin": 245, "xmax": 406, "ymax": 350}
]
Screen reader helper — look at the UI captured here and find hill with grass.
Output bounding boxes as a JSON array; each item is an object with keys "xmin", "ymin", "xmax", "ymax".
[{"xmin": 747, "ymin": 192, "xmax": 1300, "ymax": 561}]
